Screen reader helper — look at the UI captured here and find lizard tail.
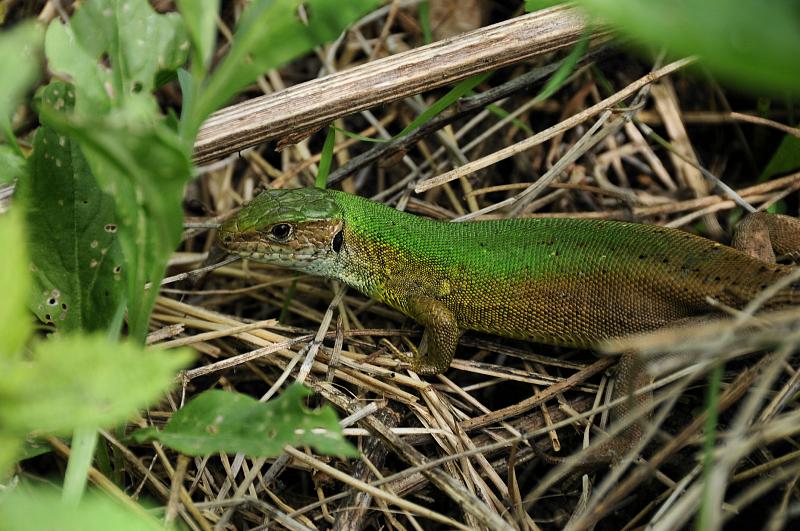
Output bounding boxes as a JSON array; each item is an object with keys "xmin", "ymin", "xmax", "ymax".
[
  {"xmin": 769, "ymin": 279, "xmax": 800, "ymax": 307},
  {"xmin": 718, "ymin": 267, "xmax": 800, "ymax": 310}
]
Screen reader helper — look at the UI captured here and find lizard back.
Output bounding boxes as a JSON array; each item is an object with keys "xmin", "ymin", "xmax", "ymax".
[{"xmin": 331, "ymin": 191, "xmax": 797, "ymax": 347}]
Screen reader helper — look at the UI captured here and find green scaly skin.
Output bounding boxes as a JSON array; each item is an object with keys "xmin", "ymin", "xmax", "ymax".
[{"xmin": 217, "ymin": 188, "xmax": 800, "ymax": 376}]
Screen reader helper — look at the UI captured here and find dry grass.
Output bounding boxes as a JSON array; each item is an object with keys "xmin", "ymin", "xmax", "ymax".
[{"xmin": 18, "ymin": 1, "xmax": 800, "ymax": 530}]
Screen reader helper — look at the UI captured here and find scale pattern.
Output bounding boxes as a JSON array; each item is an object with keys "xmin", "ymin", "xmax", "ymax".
[
  {"xmin": 218, "ymin": 188, "xmax": 798, "ymax": 372},
  {"xmin": 330, "ymin": 190, "xmax": 796, "ymax": 347}
]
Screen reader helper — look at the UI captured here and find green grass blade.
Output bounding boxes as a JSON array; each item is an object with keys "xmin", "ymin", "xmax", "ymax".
[
  {"xmin": 397, "ymin": 71, "xmax": 491, "ymax": 138},
  {"xmin": 315, "ymin": 125, "xmax": 337, "ymax": 188}
]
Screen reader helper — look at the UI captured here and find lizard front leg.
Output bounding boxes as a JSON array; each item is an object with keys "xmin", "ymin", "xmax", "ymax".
[{"xmin": 404, "ymin": 294, "xmax": 462, "ymax": 375}]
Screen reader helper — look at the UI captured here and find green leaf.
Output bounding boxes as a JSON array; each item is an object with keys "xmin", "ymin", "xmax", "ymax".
[
  {"xmin": 525, "ymin": 0, "xmax": 563, "ymax": 11},
  {"xmin": 0, "ymin": 334, "xmax": 192, "ymax": 435},
  {"xmin": 132, "ymin": 385, "xmax": 358, "ymax": 457},
  {"xmin": 188, "ymin": 0, "xmax": 380, "ymax": 137},
  {"xmin": 759, "ymin": 131, "xmax": 800, "ymax": 181},
  {"xmin": 177, "ymin": 0, "xmax": 219, "ymax": 73},
  {"xmin": 19, "ymin": 82, "xmax": 125, "ymax": 333},
  {"xmin": 0, "ymin": 22, "xmax": 43, "ymax": 133},
  {"xmin": 570, "ymin": 0, "xmax": 800, "ymax": 95},
  {"xmin": 0, "ymin": 145, "xmax": 27, "ymax": 183},
  {"xmin": 41, "ymin": 1, "xmax": 194, "ymax": 342},
  {"xmin": 45, "ymin": 0, "xmax": 189, "ymax": 117},
  {"xmin": 37, "ymin": 105, "xmax": 190, "ymax": 341},
  {"xmin": 0, "ymin": 434, "xmax": 22, "ymax": 477},
  {"xmin": 17, "ymin": 437, "xmax": 54, "ymax": 462},
  {"xmin": 0, "ymin": 488, "xmax": 165, "ymax": 531},
  {"xmin": 0, "ymin": 208, "xmax": 31, "ymax": 359}
]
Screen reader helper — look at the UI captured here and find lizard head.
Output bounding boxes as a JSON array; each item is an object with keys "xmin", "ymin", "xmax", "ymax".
[{"xmin": 217, "ymin": 188, "xmax": 344, "ymax": 275}]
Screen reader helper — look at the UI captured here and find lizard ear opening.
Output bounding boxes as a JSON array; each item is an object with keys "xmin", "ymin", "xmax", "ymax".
[{"xmin": 332, "ymin": 230, "xmax": 343, "ymax": 253}]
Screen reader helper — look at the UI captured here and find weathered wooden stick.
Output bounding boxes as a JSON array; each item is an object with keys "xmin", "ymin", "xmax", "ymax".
[{"xmin": 193, "ymin": 5, "xmax": 591, "ymax": 164}]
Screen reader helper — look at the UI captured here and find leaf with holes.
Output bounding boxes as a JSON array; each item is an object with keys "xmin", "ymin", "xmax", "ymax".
[
  {"xmin": 45, "ymin": 0, "xmax": 188, "ymax": 117},
  {"xmin": 41, "ymin": 0, "xmax": 192, "ymax": 341},
  {"xmin": 37, "ymin": 104, "xmax": 191, "ymax": 341},
  {"xmin": 18, "ymin": 82, "xmax": 125, "ymax": 333},
  {"xmin": 132, "ymin": 385, "xmax": 358, "ymax": 457}
]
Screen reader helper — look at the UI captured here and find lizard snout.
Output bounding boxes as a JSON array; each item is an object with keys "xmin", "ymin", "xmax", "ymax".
[{"xmin": 216, "ymin": 219, "xmax": 241, "ymax": 250}]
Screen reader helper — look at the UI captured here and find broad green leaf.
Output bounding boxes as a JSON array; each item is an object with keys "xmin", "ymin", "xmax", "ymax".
[
  {"xmin": 45, "ymin": 0, "xmax": 189, "ymax": 117},
  {"xmin": 41, "ymin": 0, "xmax": 193, "ymax": 341},
  {"xmin": 188, "ymin": 0, "xmax": 380, "ymax": 137},
  {"xmin": 759, "ymin": 132, "xmax": 800, "ymax": 181},
  {"xmin": 72, "ymin": 118, "xmax": 188, "ymax": 341},
  {"xmin": 0, "ymin": 434, "xmax": 21, "ymax": 477},
  {"xmin": 0, "ymin": 22, "xmax": 43, "ymax": 134},
  {"xmin": 36, "ymin": 105, "xmax": 190, "ymax": 341},
  {"xmin": 535, "ymin": 0, "xmax": 800, "ymax": 95},
  {"xmin": 132, "ymin": 385, "xmax": 358, "ymax": 457},
  {"xmin": 0, "ymin": 145, "xmax": 26, "ymax": 183},
  {"xmin": 0, "ymin": 488, "xmax": 165, "ymax": 531},
  {"xmin": 0, "ymin": 334, "xmax": 192, "ymax": 435},
  {"xmin": 19, "ymin": 82, "xmax": 125, "ymax": 333},
  {"xmin": 17, "ymin": 437, "xmax": 54, "ymax": 462},
  {"xmin": 0, "ymin": 208, "xmax": 31, "ymax": 359},
  {"xmin": 177, "ymin": 0, "xmax": 219, "ymax": 74}
]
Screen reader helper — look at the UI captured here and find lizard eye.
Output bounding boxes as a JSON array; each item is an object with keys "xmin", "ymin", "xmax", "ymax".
[{"xmin": 269, "ymin": 223, "xmax": 293, "ymax": 242}]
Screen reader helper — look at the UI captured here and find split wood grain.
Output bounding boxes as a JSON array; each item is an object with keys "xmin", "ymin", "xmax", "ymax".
[{"xmin": 193, "ymin": 5, "xmax": 593, "ymax": 164}]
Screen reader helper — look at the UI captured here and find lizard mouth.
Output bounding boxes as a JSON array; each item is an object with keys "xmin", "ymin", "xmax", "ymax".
[{"xmin": 217, "ymin": 231, "xmax": 318, "ymax": 263}]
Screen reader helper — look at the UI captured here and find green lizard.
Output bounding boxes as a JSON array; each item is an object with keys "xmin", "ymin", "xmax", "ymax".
[{"xmin": 216, "ymin": 188, "xmax": 800, "ymax": 457}]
